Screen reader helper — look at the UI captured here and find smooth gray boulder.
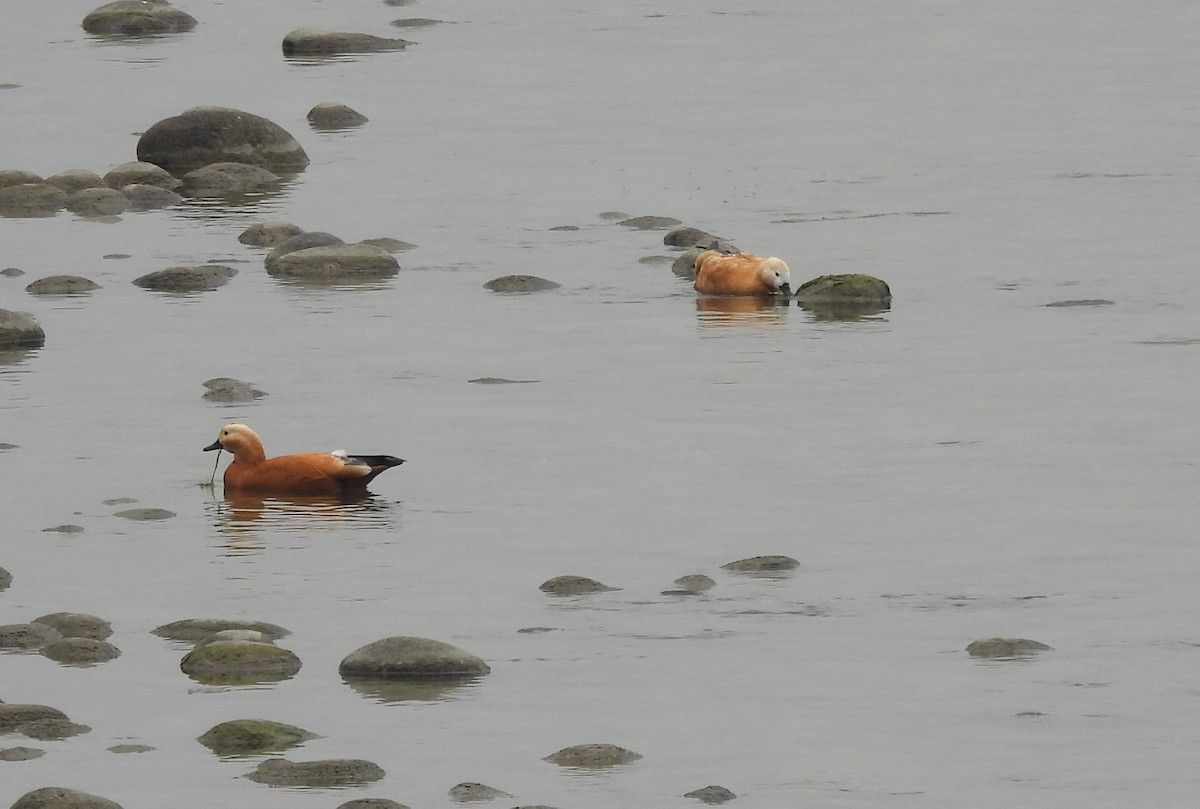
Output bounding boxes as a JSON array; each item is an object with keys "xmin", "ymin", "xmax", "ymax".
[
  {"xmin": 121, "ymin": 183, "xmax": 182, "ymax": 210},
  {"xmin": 268, "ymin": 243, "xmax": 399, "ymax": 281},
  {"xmin": 25, "ymin": 276, "xmax": 101, "ymax": 295},
  {"xmin": 133, "ymin": 265, "xmax": 236, "ymax": 292},
  {"xmin": 181, "ymin": 162, "xmax": 280, "ymax": 197},
  {"xmin": 544, "ymin": 743, "xmax": 642, "ymax": 768},
  {"xmin": 282, "ymin": 29, "xmax": 411, "ymax": 55},
  {"xmin": 0, "ymin": 309, "xmax": 45, "ymax": 348},
  {"xmin": 11, "ymin": 787, "xmax": 122, "ymax": 809},
  {"xmin": 66, "ymin": 187, "xmax": 129, "ymax": 216},
  {"xmin": 0, "ymin": 183, "xmax": 67, "ymax": 217},
  {"xmin": 484, "ymin": 274, "xmax": 560, "ymax": 292},
  {"xmin": 246, "ymin": 758, "xmax": 385, "ymax": 787},
  {"xmin": 137, "ymin": 106, "xmax": 309, "ymax": 172},
  {"xmin": 339, "ymin": 636, "xmax": 490, "ymax": 679},
  {"xmin": 103, "ymin": 161, "xmax": 183, "ymax": 190},
  {"xmin": 82, "ymin": 0, "xmax": 197, "ymax": 35},
  {"xmin": 32, "ymin": 612, "xmax": 113, "ymax": 640},
  {"xmin": 45, "ymin": 169, "xmax": 104, "ymax": 194},
  {"xmin": 307, "ymin": 102, "xmax": 369, "ymax": 130}
]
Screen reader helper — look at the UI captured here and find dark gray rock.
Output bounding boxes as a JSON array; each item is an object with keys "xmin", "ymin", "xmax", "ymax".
[
  {"xmin": 202, "ymin": 377, "xmax": 266, "ymax": 402},
  {"xmin": 197, "ymin": 719, "xmax": 317, "ymax": 754},
  {"xmin": 283, "ymin": 29, "xmax": 411, "ymax": 55},
  {"xmin": 32, "ymin": 612, "xmax": 113, "ymax": 640},
  {"xmin": 113, "ymin": 508, "xmax": 176, "ymax": 520},
  {"xmin": 152, "ymin": 617, "xmax": 290, "ymax": 642},
  {"xmin": 181, "ymin": 639, "xmax": 302, "ymax": 683},
  {"xmin": 539, "ymin": 575, "xmax": 619, "ymax": 595},
  {"xmin": 664, "ymin": 226, "xmax": 723, "ymax": 248},
  {"xmin": 793, "ymin": 274, "xmax": 891, "ymax": 307},
  {"xmin": 543, "ymin": 743, "xmax": 643, "ymax": 768},
  {"xmin": 82, "ymin": 0, "xmax": 197, "ymax": 35},
  {"xmin": 137, "ymin": 106, "xmax": 309, "ymax": 173},
  {"xmin": 11, "ymin": 788, "xmax": 119, "ymax": 809},
  {"xmin": 268, "ymin": 243, "xmax": 399, "ymax": 281},
  {"xmin": 66, "ymin": 187, "xmax": 129, "ymax": 217},
  {"xmin": 42, "ymin": 638, "xmax": 121, "ymax": 665},
  {"xmin": 45, "ymin": 169, "xmax": 104, "ymax": 194},
  {"xmin": 246, "ymin": 758, "xmax": 385, "ymax": 787},
  {"xmin": 617, "ymin": 215, "xmax": 682, "ymax": 230},
  {"xmin": 0, "ymin": 169, "xmax": 43, "ymax": 188},
  {"xmin": 0, "ymin": 746, "xmax": 45, "ymax": 761},
  {"xmin": 0, "ymin": 183, "xmax": 67, "ymax": 217},
  {"xmin": 181, "ymin": 162, "xmax": 280, "ymax": 197},
  {"xmin": 238, "ymin": 221, "xmax": 304, "ymax": 247},
  {"xmin": 684, "ymin": 785, "xmax": 737, "ymax": 804},
  {"xmin": 448, "ymin": 782, "xmax": 512, "ymax": 802},
  {"xmin": 720, "ymin": 555, "xmax": 800, "ymax": 573},
  {"xmin": 307, "ymin": 102, "xmax": 369, "ymax": 130},
  {"xmin": 338, "ymin": 800, "xmax": 411, "ymax": 809},
  {"xmin": 25, "ymin": 276, "xmax": 101, "ymax": 295},
  {"xmin": 339, "ymin": 636, "xmax": 491, "ymax": 679},
  {"xmin": 0, "ymin": 704, "xmax": 69, "ymax": 732},
  {"xmin": 19, "ymin": 718, "xmax": 91, "ymax": 741},
  {"xmin": 133, "ymin": 265, "xmax": 236, "ymax": 292},
  {"xmin": 966, "ymin": 638, "xmax": 1052, "ymax": 658},
  {"xmin": 264, "ymin": 231, "xmax": 345, "ymax": 270},
  {"xmin": 0, "ymin": 622, "xmax": 63, "ymax": 650},
  {"xmin": 103, "ymin": 161, "xmax": 183, "ymax": 190},
  {"xmin": 120, "ymin": 183, "xmax": 182, "ymax": 210},
  {"xmin": 484, "ymin": 274, "xmax": 561, "ymax": 292}
]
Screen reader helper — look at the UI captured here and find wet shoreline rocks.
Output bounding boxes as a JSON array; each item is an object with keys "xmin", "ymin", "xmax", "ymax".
[{"xmin": 136, "ymin": 106, "xmax": 309, "ymax": 173}]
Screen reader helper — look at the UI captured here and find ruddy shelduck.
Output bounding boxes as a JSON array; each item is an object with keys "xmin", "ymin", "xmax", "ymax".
[
  {"xmin": 694, "ymin": 250, "xmax": 792, "ymax": 296},
  {"xmin": 204, "ymin": 423, "xmax": 404, "ymax": 496}
]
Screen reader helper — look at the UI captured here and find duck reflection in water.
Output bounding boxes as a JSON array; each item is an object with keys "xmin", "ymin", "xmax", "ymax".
[
  {"xmin": 695, "ymin": 294, "xmax": 791, "ymax": 328},
  {"xmin": 214, "ymin": 490, "xmax": 397, "ymax": 528}
]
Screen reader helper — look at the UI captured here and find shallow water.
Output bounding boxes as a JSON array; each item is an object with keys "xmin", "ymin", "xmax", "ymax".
[{"xmin": 3, "ymin": 1, "xmax": 1200, "ymax": 807}]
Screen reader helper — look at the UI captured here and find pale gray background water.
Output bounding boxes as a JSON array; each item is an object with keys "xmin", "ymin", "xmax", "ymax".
[{"xmin": 3, "ymin": 1, "xmax": 1199, "ymax": 807}]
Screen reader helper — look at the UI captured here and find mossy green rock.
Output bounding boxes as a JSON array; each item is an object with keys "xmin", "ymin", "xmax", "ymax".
[
  {"xmin": 198, "ymin": 719, "xmax": 317, "ymax": 754},
  {"xmin": 966, "ymin": 637, "xmax": 1052, "ymax": 658},
  {"xmin": 181, "ymin": 640, "xmax": 301, "ymax": 682},
  {"xmin": 793, "ymin": 273, "xmax": 891, "ymax": 306}
]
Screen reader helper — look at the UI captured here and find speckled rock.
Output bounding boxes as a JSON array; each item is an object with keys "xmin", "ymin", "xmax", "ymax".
[
  {"xmin": 32, "ymin": 612, "xmax": 113, "ymax": 640},
  {"xmin": 19, "ymin": 719, "xmax": 92, "ymax": 741},
  {"xmin": 108, "ymin": 744, "xmax": 154, "ymax": 753},
  {"xmin": 10, "ymin": 788, "xmax": 120, "ymax": 809},
  {"xmin": 181, "ymin": 162, "xmax": 280, "ymax": 197},
  {"xmin": 720, "ymin": 555, "xmax": 800, "ymax": 573},
  {"xmin": 1045, "ymin": 298, "xmax": 1115, "ymax": 308},
  {"xmin": 543, "ymin": 743, "xmax": 643, "ymax": 768},
  {"xmin": 0, "ymin": 746, "xmax": 45, "ymax": 761},
  {"xmin": 0, "ymin": 169, "xmax": 43, "ymax": 188},
  {"xmin": 82, "ymin": 0, "xmax": 197, "ymax": 35},
  {"xmin": 282, "ymin": 29, "xmax": 411, "ymax": 56},
  {"xmin": 539, "ymin": 575, "xmax": 619, "ymax": 595},
  {"xmin": 113, "ymin": 507, "xmax": 176, "ymax": 520},
  {"xmin": 64, "ymin": 187, "xmax": 128, "ymax": 217},
  {"xmin": 133, "ymin": 265, "xmax": 237, "ymax": 292},
  {"xmin": 0, "ymin": 622, "xmax": 63, "ymax": 650},
  {"xmin": 202, "ymin": 377, "xmax": 266, "ymax": 402},
  {"xmin": 42, "ymin": 638, "xmax": 122, "ymax": 665},
  {"xmin": 0, "ymin": 704, "xmax": 69, "ymax": 732},
  {"xmin": 120, "ymin": 183, "xmax": 182, "ymax": 210},
  {"xmin": 268, "ymin": 243, "xmax": 399, "ymax": 281},
  {"xmin": 41, "ymin": 524, "xmax": 83, "ymax": 534},
  {"xmin": 339, "ymin": 636, "xmax": 491, "ymax": 679},
  {"xmin": 793, "ymin": 274, "xmax": 891, "ymax": 307},
  {"xmin": 181, "ymin": 639, "xmax": 302, "ymax": 682},
  {"xmin": 246, "ymin": 757, "xmax": 385, "ymax": 787},
  {"xmin": 966, "ymin": 638, "xmax": 1052, "ymax": 658},
  {"xmin": 197, "ymin": 719, "xmax": 317, "ymax": 754},
  {"xmin": 337, "ymin": 800, "xmax": 410, "ymax": 809},
  {"xmin": 238, "ymin": 221, "xmax": 304, "ymax": 247},
  {"xmin": 264, "ymin": 231, "xmax": 345, "ymax": 270},
  {"xmin": 684, "ymin": 785, "xmax": 737, "ymax": 804},
  {"xmin": 484, "ymin": 275, "xmax": 561, "ymax": 292},
  {"xmin": 152, "ymin": 618, "xmax": 290, "ymax": 643},
  {"xmin": 663, "ymin": 226, "xmax": 726, "ymax": 248},
  {"xmin": 618, "ymin": 215, "xmax": 682, "ymax": 230},
  {"xmin": 103, "ymin": 161, "xmax": 183, "ymax": 190},
  {"xmin": 308, "ymin": 102, "xmax": 369, "ymax": 130},
  {"xmin": 448, "ymin": 782, "xmax": 512, "ymax": 802},
  {"xmin": 360, "ymin": 237, "xmax": 417, "ymax": 253},
  {"xmin": 0, "ymin": 566, "xmax": 11, "ymax": 590},
  {"xmin": 0, "ymin": 309, "xmax": 46, "ymax": 348},
  {"xmin": 391, "ymin": 18, "xmax": 446, "ymax": 29},
  {"xmin": 137, "ymin": 106, "xmax": 309, "ymax": 173},
  {"xmin": 663, "ymin": 574, "xmax": 716, "ymax": 595},
  {"xmin": 0, "ymin": 183, "xmax": 67, "ymax": 217},
  {"xmin": 25, "ymin": 276, "xmax": 101, "ymax": 295},
  {"xmin": 45, "ymin": 169, "xmax": 104, "ymax": 194}
]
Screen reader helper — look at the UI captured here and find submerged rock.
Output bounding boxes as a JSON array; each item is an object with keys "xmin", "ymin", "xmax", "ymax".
[
  {"xmin": 82, "ymin": 0, "xmax": 197, "ymax": 35},
  {"xmin": 966, "ymin": 638, "xmax": 1052, "ymax": 658},
  {"xmin": 1044, "ymin": 299, "xmax": 1115, "ymax": 308},
  {"xmin": 0, "ymin": 169, "xmax": 43, "ymax": 187},
  {"xmin": 246, "ymin": 757, "xmax": 385, "ymax": 787},
  {"xmin": 792, "ymin": 274, "xmax": 891, "ymax": 307},
  {"xmin": 0, "ymin": 746, "xmax": 45, "ymax": 761},
  {"xmin": 17, "ymin": 718, "xmax": 91, "ymax": 741},
  {"xmin": 181, "ymin": 639, "xmax": 302, "ymax": 683},
  {"xmin": 663, "ymin": 226, "xmax": 725, "ymax": 248},
  {"xmin": 484, "ymin": 274, "xmax": 561, "ymax": 292},
  {"xmin": 268, "ymin": 243, "xmax": 399, "ymax": 281},
  {"xmin": 539, "ymin": 575, "xmax": 619, "ymax": 595},
  {"xmin": 137, "ymin": 106, "xmax": 309, "ymax": 173},
  {"xmin": 202, "ymin": 377, "xmax": 266, "ymax": 402},
  {"xmin": 181, "ymin": 162, "xmax": 280, "ymax": 197},
  {"xmin": 448, "ymin": 782, "xmax": 512, "ymax": 802},
  {"xmin": 65, "ymin": 187, "xmax": 129, "ymax": 217},
  {"xmin": 10, "ymin": 788, "xmax": 121, "ymax": 809},
  {"xmin": 308, "ymin": 102, "xmax": 369, "ymax": 130},
  {"xmin": 197, "ymin": 718, "xmax": 317, "ymax": 754},
  {"xmin": 0, "ymin": 183, "xmax": 67, "ymax": 217},
  {"xmin": 120, "ymin": 183, "xmax": 182, "ymax": 210},
  {"xmin": 42, "ymin": 638, "xmax": 122, "ymax": 665},
  {"xmin": 684, "ymin": 785, "xmax": 737, "ymax": 804},
  {"xmin": 720, "ymin": 555, "xmax": 800, "ymax": 573},
  {"xmin": 32, "ymin": 612, "xmax": 113, "ymax": 640},
  {"xmin": 0, "ymin": 566, "xmax": 11, "ymax": 590},
  {"xmin": 133, "ymin": 265, "xmax": 237, "ymax": 292},
  {"xmin": 543, "ymin": 743, "xmax": 643, "ymax": 768},
  {"xmin": 264, "ymin": 231, "xmax": 345, "ymax": 269},
  {"xmin": 339, "ymin": 636, "xmax": 491, "ymax": 679},
  {"xmin": 238, "ymin": 221, "xmax": 304, "ymax": 247},
  {"xmin": 337, "ymin": 801, "xmax": 410, "ymax": 809},
  {"xmin": 0, "ymin": 704, "xmax": 69, "ymax": 732},
  {"xmin": 664, "ymin": 573, "xmax": 716, "ymax": 595},
  {"xmin": 617, "ymin": 215, "xmax": 682, "ymax": 230},
  {"xmin": 0, "ymin": 622, "xmax": 63, "ymax": 650},
  {"xmin": 25, "ymin": 275, "xmax": 101, "ymax": 295},
  {"xmin": 103, "ymin": 161, "xmax": 183, "ymax": 190},
  {"xmin": 45, "ymin": 169, "xmax": 104, "ymax": 194},
  {"xmin": 113, "ymin": 508, "xmax": 176, "ymax": 520},
  {"xmin": 152, "ymin": 617, "xmax": 290, "ymax": 643},
  {"xmin": 283, "ymin": 29, "xmax": 412, "ymax": 55}
]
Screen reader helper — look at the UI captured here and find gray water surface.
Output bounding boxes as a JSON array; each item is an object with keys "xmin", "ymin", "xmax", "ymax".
[{"xmin": 3, "ymin": 2, "xmax": 1200, "ymax": 807}]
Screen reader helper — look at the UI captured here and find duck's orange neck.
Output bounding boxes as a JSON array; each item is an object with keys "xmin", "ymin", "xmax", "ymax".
[{"xmin": 230, "ymin": 439, "xmax": 267, "ymax": 466}]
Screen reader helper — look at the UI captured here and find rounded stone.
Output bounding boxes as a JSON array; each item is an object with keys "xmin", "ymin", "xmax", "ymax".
[
  {"xmin": 42, "ymin": 638, "xmax": 122, "ymax": 665},
  {"xmin": 484, "ymin": 274, "xmax": 561, "ymax": 292},
  {"xmin": 684, "ymin": 785, "xmax": 737, "ymax": 804},
  {"xmin": 11, "ymin": 789, "xmax": 120, "ymax": 809},
  {"xmin": 238, "ymin": 221, "xmax": 304, "ymax": 247},
  {"xmin": 268, "ymin": 243, "xmax": 399, "ymax": 281},
  {"xmin": 246, "ymin": 757, "xmax": 385, "ymax": 787},
  {"xmin": 663, "ymin": 226, "xmax": 723, "ymax": 248},
  {"xmin": 282, "ymin": 29, "xmax": 411, "ymax": 55},
  {"xmin": 0, "ymin": 183, "xmax": 67, "ymax": 217},
  {"xmin": 543, "ymin": 743, "xmax": 643, "ymax": 768},
  {"xmin": 103, "ymin": 161, "xmax": 182, "ymax": 190},
  {"xmin": 0, "ymin": 169, "xmax": 43, "ymax": 188},
  {"xmin": 360, "ymin": 237, "xmax": 417, "ymax": 253},
  {"xmin": 137, "ymin": 106, "xmax": 309, "ymax": 173},
  {"xmin": 448, "ymin": 783, "xmax": 512, "ymax": 802},
  {"xmin": 120, "ymin": 183, "xmax": 182, "ymax": 210},
  {"xmin": 0, "ymin": 623, "xmax": 63, "ymax": 650},
  {"xmin": 339, "ymin": 636, "xmax": 491, "ymax": 679},
  {"xmin": 45, "ymin": 169, "xmax": 105, "ymax": 194},
  {"xmin": 720, "ymin": 555, "xmax": 800, "ymax": 573},
  {"xmin": 181, "ymin": 162, "xmax": 280, "ymax": 197},
  {"xmin": 32, "ymin": 612, "xmax": 113, "ymax": 640},
  {"xmin": 181, "ymin": 640, "xmax": 302, "ymax": 682},
  {"xmin": 82, "ymin": 0, "xmax": 197, "ymax": 35},
  {"xmin": 133, "ymin": 265, "xmax": 236, "ymax": 292},
  {"xmin": 0, "ymin": 704, "xmax": 69, "ymax": 732},
  {"xmin": 113, "ymin": 507, "xmax": 176, "ymax": 520},
  {"xmin": 0, "ymin": 746, "xmax": 46, "ymax": 761},
  {"xmin": 337, "ymin": 801, "xmax": 410, "ymax": 809},
  {"xmin": 539, "ymin": 575, "xmax": 619, "ymax": 595},
  {"xmin": 665, "ymin": 574, "xmax": 716, "ymax": 595},
  {"xmin": 308, "ymin": 102, "xmax": 369, "ymax": 130},
  {"xmin": 264, "ymin": 231, "xmax": 345, "ymax": 270},
  {"xmin": 197, "ymin": 719, "xmax": 317, "ymax": 754},
  {"xmin": 202, "ymin": 377, "xmax": 266, "ymax": 402},
  {"xmin": 18, "ymin": 719, "xmax": 92, "ymax": 741},
  {"xmin": 65, "ymin": 187, "xmax": 129, "ymax": 217},
  {"xmin": 25, "ymin": 276, "xmax": 101, "ymax": 295},
  {"xmin": 0, "ymin": 309, "xmax": 46, "ymax": 348},
  {"xmin": 966, "ymin": 638, "xmax": 1052, "ymax": 658},
  {"xmin": 792, "ymin": 274, "xmax": 892, "ymax": 306},
  {"xmin": 152, "ymin": 618, "xmax": 290, "ymax": 642},
  {"xmin": 0, "ymin": 566, "xmax": 11, "ymax": 590},
  {"xmin": 617, "ymin": 215, "xmax": 682, "ymax": 230}
]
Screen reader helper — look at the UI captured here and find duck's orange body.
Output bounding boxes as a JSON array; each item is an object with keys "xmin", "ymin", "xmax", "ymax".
[
  {"xmin": 694, "ymin": 250, "xmax": 792, "ymax": 296},
  {"xmin": 204, "ymin": 423, "xmax": 404, "ymax": 496}
]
